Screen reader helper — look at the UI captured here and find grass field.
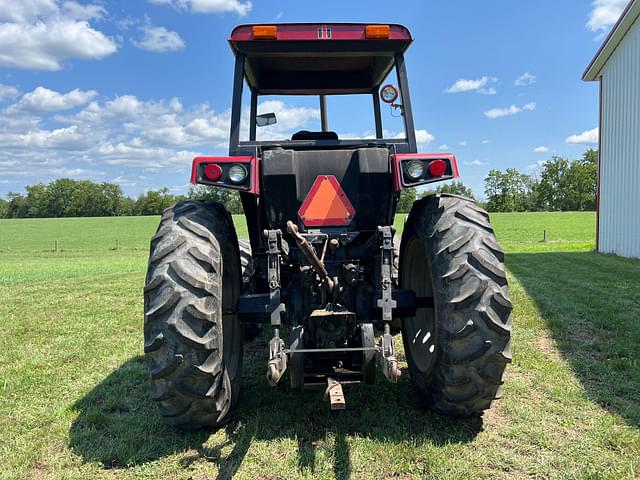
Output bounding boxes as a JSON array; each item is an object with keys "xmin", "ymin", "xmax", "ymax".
[{"xmin": 1, "ymin": 210, "xmax": 639, "ymax": 479}]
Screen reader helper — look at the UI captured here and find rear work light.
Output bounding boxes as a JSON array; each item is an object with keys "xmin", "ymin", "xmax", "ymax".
[
  {"xmin": 365, "ymin": 24, "xmax": 390, "ymax": 39},
  {"xmin": 252, "ymin": 25, "xmax": 278, "ymax": 39},
  {"xmin": 228, "ymin": 164, "xmax": 248, "ymax": 184}
]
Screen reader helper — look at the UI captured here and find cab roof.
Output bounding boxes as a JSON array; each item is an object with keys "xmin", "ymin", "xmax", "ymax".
[{"xmin": 229, "ymin": 23, "xmax": 413, "ymax": 95}]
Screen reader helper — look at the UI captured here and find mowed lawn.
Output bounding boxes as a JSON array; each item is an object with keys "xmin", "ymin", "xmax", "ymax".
[{"xmin": 1, "ymin": 211, "xmax": 639, "ymax": 479}]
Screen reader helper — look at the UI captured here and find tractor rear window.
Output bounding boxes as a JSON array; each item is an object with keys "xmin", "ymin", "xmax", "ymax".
[{"xmin": 253, "ymin": 95, "xmax": 321, "ymax": 141}]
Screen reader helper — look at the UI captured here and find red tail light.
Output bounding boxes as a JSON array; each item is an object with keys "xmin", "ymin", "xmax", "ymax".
[
  {"xmin": 203, "ymin": 164, "xmax": 223, "ymax": 182},
  {"xmin": 428, "ymin": 160, "xmax": 447, "ymax": 177}
]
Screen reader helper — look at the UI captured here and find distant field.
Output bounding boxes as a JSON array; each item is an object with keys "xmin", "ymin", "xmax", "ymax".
[
  {"xmin": 0, "ymin": 211, "xmax": 595, "ymax": 253},
  {"xmin": 1, "ymin": 209, "xmax": 639, "ymax": 480}
]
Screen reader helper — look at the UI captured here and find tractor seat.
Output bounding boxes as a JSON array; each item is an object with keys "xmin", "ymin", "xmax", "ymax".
[{"xmin": 291, "ymin": 130, "xmax": 339, "ymax": 141}]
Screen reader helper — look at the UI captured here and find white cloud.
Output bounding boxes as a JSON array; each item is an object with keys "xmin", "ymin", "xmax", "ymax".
[
  {"xmin": 534, "ymin": 146, "xmax": 550, "ymax": 153},
  {"xmin": 587, "ymin": 0, "xmax": 627, "ymax": 32},
  {"xmin": 515, "ymin": 72, "xmax": 536, "ymax": 86},
  {"xmin": 0, "ymin": 125, "xmax": 94, "ymax": 151},
  {"xmin": 275, "ymin": 12, "xmax": 284, "ymax": 20},
  {"xmin": 484, "ymin": 102, "xmax": 536, "ymax": 119},
  {"xmin": 0, "ymin": 0, "xmax": 58, "ymax": 23},
  {"xmin": 148, "ymin": 0, "xmax": 252, "ymax": 16},
  {"xmin": 132, "ymin": 25, "xmax": 185, "ymax": 52},
  {"xmin": 415, "ymin": 129, "xmax": 435, "ymax": 145},
  {"xmin": 463, "ymin": 159, "xmax": 488, "ymax": 166},
  {"xmin": 446, "ymin": 76, "xmax": 498, "ymax": 94},
  {"xmin": 481, "ymin": 139, "xmax": 490, "ymax": 144},
  {"xmin": 459, "ymin": 141, "xmax": 467, "ymax": 147},
  {"xmin": 0, "ymin": 87, "xmax": 443, "ymax": 193},
  {"xmin": 9, "ymin": 86, "xmax": 97, "ymax": 112},
  {"xmin": 0, "ymin": 87, "xmax": 339, "ymax": 187},
  {"xmin": 438, "ymin": 144, "xmax": 449, "ymax": 150},
  {"xmin": 566, "ymin": 127, "xmax": 599, "ymax": 145},
  {"xmin": 526, "ymin": 160, "xmax": 547, "ymax": 172},
  {"xmin": 0, "ymin": 84, "xmax": 19, "ymax": 101},
  {"xmin": 462, "ymin": 159, "xmax": 489, "ymax": 167},
  {"xmin": 61, "ymin": 1, "xmax": 106, "ymax": 21},
  {"xmin": 0, "ymin": 0, "xmax": 117, "ymax": 71}
]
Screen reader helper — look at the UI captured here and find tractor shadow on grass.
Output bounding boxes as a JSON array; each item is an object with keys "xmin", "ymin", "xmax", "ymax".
[
  {"xmin": 69, "ymin": 356, "xmax": 211, "ymax": 468},
  {"xmin": 69, "ymin": 346, "xmax": 483, "ymax": 478},
  {"xmin": 507, "ymin": 251, "xmax": 640, "ymax": 428}
]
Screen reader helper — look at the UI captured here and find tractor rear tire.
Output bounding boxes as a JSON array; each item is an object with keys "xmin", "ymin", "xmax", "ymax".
[
  {"xmin": 144, "ymin": 200, "xmax": 243, "ymax": 430},
  {"xmin": 399, "ymin": 194, "xmax": 512, "ymax": 417}
]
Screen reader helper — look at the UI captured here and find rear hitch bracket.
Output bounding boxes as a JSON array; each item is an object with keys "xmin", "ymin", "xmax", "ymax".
[
  {"xmin": 264, "ymin": 229, "xmax": 287, "ymax": 386},
  {"xmin": 377, "ymin": 225, "xmax": 401, "ymax": 383}
]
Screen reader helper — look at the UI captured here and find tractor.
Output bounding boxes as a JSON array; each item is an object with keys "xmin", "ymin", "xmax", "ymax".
[{"xmin": 143, "ymin": 23, "xmax": 512, "ymax": 429}]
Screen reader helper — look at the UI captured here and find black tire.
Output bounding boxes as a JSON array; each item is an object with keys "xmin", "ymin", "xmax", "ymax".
[
  {"xmin": 399, "ymin": 194, "xmax": 512, "ymax": 416},
  {"xmin": 144, "ymin": 200, "xmax": 243, "ymax": 429},
  {"xmin": 237, "ymin": 238, "xmax": 260, "ymax": 342}
]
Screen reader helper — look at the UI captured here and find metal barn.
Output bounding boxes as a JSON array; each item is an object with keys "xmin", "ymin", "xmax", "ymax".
[{"xmin": 584, "ymin": 0, "xmax": 640, "ymax": 259}]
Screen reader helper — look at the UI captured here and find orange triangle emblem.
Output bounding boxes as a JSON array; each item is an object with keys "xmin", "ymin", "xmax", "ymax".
[{"xmin": 298, "ymin": 175, "xmax": 355, "ymax": 227}]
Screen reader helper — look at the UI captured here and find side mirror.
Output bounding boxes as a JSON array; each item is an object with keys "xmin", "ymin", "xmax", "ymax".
[{"xmin": 256, "ymin": 112, "xmax": 277, "ymax": 127}]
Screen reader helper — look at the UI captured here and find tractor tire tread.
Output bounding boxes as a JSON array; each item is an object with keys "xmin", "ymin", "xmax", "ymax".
[
  {"xmin": 144, "ymin": 200, "xmax": 241, "ymax": 430},
  {"xmin": 401, "ymin": 194, "xmax": 512, "ymax": 417}
]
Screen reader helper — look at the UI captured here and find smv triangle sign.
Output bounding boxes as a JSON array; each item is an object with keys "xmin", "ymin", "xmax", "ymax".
[{"xmin": 298, "ymin": 175, "xmax": 355, "ymax": 227}]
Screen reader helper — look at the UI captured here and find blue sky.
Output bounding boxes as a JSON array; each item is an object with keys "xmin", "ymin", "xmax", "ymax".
[{"xmin": 0, "ymin": 0, "xmax": 628, "ymax": 199}]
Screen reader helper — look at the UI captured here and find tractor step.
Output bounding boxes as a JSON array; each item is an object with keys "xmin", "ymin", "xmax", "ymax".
[{"xmin": 325, "ymin": 378, "xmax": 346, "ymax": 411}]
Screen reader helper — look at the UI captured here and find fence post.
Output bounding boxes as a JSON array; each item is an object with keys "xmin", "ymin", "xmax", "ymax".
[
  {"xmin": 54, "ymin": 240, "xmax": 58, "ymax": 252},
  {"xmin": 543, "ymin": 230, "xmax": 548, "ymax": 243}
]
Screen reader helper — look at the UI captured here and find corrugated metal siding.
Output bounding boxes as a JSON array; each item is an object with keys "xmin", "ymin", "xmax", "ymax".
[{"xmin": 600, "ymin": 15, "xmax": 640, "ymax": 259}]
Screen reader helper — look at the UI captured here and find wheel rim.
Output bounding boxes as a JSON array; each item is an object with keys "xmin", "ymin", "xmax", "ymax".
[{"xmin": 401, "ymin": 237, "xmax": 438, "ymax": 375}]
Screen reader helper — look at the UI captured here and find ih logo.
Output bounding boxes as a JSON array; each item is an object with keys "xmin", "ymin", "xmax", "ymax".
[
  {"xmin": 298, "ymin": 175, "xmax": 355, "ymax": 227},
  {"xmin": 317, "ymin": 25, "xmax": 332, "ymax": 40}
]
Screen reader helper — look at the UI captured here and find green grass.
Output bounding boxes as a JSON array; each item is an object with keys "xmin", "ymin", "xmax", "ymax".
[
  {"xmin": 0, "ymin": 211, "xmax": 593, "ymax": 253},
  {"xmin": 1, "ymin": 211, "xmax": 639, "ymax": 479}
]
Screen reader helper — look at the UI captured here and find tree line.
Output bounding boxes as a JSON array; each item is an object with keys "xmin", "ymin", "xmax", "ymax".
[
  {"xmin": 0, "ymin": 180, "xmax": 244, "ymax": 219},
  {"xmin": 483, "ymin": 149, "xmax": 597, "ymax": 212},
  {"xmin": 0, "ymin": 149, "xmax": 596, "ymax": 219}
]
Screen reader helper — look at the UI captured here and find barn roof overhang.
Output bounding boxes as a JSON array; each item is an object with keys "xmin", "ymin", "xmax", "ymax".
[{"xmin": 584, "ymin": 0, "xmax": 640, "ymax": 81}]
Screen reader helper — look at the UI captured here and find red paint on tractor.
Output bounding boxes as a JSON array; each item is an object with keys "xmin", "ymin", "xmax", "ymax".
[
  {"xmin": 391, "ymin": 153, "xmax": 459, "ymax": 191},
  {"xmin": 230, "ymin": 23, "xmax": 412, "ymax": 42},
  {"xmin": 298, "ymin": 175, "xmax": 356, "ymax": 227},
  {"xmin": 191, "ymin": 156, "xmax": 260, "ymax": 194}
]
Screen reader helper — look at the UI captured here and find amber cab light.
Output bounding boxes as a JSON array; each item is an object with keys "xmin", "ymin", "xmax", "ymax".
[
  {"xmin": 365, "ymin": 24, "xmax": 390, "ymax": 39},
  {"xmin": 203, "ymin": 164, "xmax": 223, "ymax": 182},
  {"xmin": 428, "ymin": 160, "xmax": 447, "ymax": 177},
  {"xmin": 252, "ymin": 25, "xmax": 278, "ymax": 39}
]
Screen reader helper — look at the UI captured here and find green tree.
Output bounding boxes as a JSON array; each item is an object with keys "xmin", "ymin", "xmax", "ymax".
[
  {"xmin": 118, "ymin": 196, "xmax": 136, "ymax": 216},
  {"xmin": 135, "ymin": 188, "xmax": 179, "ymax": 216},
  {"xmin": 396, "ymin": 188, "xmax": 416, "ymax": 213},
  {"xmin": 568, "ymin": 149, "xmax": 597, "ymax": 211},
  {"xmin": 0, "ymin": 198, "xmax": 7, "ymax": 218},
  {"xmin": 484, "ymin": 168, "xmax": 534, "ymax": 212},
  {"xmin": 536, "ymin": 157, "xmax": 570, "ymax": 211},
  {"xmin": 6, "ymin": 192, "xmax": 30, "ymax": 218},
  {"xmin": 434, "ymin": 181, "xmax": 475, "ymax": 199},
  {"xmin": 536, "ymin": 151, "xmax": 596, "ymax": 211},
  {"xmin": 187, "ymin": 185, "xmax": 244, "ymax": 214}
]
